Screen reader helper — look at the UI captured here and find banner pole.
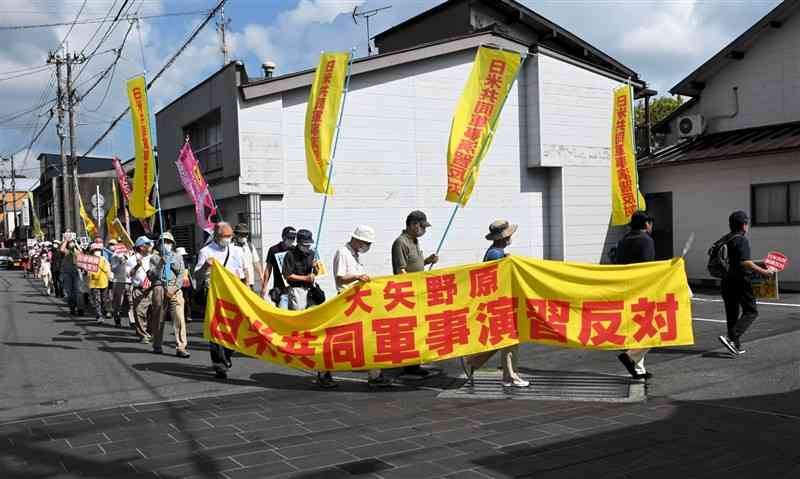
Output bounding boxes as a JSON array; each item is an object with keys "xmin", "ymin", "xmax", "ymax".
[
  {"xmin": 627, "ymin": 79, "xmax": 641, "ymax": 212},
  {"xmin": 314, "ymin": 49, "xmax": 356, "ymax": 259}
]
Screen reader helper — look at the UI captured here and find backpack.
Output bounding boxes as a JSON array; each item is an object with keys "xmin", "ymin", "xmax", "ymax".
[{"xmin": 707, "ymin": 233, "xmax": 741, "ymax": 279}]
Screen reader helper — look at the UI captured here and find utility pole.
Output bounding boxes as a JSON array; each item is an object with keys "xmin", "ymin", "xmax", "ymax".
[
  {"xmin": 10, "ymin": 156, "xmax": 16, "ymax": 241},
  {"xmin": 216, "ymin": 5, "xmax": 231, "ymax": 65},
  {"xmin": 65, "ymin": 50, "xmax": 86, "ymax": 238},
  {"xmin": 48, "ymin": 49, "xmax": 68, "ymax": 237},
  {"xmin": 1, "ymin": 176, "xmax": 6, "ymax": 241}
]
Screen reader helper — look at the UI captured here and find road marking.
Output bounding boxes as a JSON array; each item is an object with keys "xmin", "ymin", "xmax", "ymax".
[
  {"xmin": 693, "ymin": 317, "xmax": 726, "ymax": 323},
  {"xmin": 692, "ymin": 297, "xmax": 800, "ymax": 308}
]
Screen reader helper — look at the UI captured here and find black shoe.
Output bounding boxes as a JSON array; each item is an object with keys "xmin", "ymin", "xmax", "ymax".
[
  {"xmin": 214, "ymin": 367, "xmax": 228, "ymax": 379},
  {"xmin": 318, "ymin": 372, "xmax": 338, "ymax": 389},
  {"xmin": 176, "ymin": 350, "xmax": 191, "ymax": 358},
  {"xmin": 718, "ymin": 336, "xmax": 740, "ymax": 356},
  {"xmin": 224, "ymin": 358, "xmax": 233, "ymax": 369},
  {"xmin": 617, "ymin": 353, "xmax": 639, "ymax": 378},
  {"xmin": 152, "ymin": 349, "xmax": 163, "ymax": 355},
  {"xmin": 402, "ymin": 365, "xmax": 430, "ymax": 378},
  {"xmin": 367, "ymin": 375, "xmax": 392, "ymax": 389},
  {"xmin": 69, "ymin": 308, "xmax": 76, "ymax": 316}
]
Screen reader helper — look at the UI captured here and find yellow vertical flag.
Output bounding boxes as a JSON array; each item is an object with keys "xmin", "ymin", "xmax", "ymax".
[
  {"xmin": 304, "ymin": 52, "xmax": 350, "ymax": 195},
  {"xmin": 27, "ymin": 192, "xmax": 44, "ymax": 239},
  {"xmin": 78, "ymin": 193, "xmax": 97, "ymax": 239},
  {"xmin": 610, "ymin": 85, "xmax": 646, "ymax": 225},
  {"xmin": 446, "ymin": 47, "xmax": 521, "ymax": 206},
  {"xmin": 106, "ymin": 181, "xmax": 124, "ymax": 240},
  {"xmin": 127, "ymin": 75, "xmax": 156, "ymax": 219}
]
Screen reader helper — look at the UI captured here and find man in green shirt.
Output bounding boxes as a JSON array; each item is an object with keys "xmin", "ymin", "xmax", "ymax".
[{"xmin": 391, "ymin": 210, "xmax": 439, "ymax": 379}]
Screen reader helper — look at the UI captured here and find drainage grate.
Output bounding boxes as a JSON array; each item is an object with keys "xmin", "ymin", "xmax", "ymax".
[{"xmin": 437, "ymin": 369, "xmax": 645, "ymax": 403}]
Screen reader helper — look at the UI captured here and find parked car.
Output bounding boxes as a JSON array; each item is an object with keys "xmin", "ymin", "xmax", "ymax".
[{"xmin": 0, "ymin": 248, "xmax": 22, "ymax": 269}]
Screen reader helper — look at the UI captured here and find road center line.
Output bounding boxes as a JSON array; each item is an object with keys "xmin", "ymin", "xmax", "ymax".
[{"xmin": 693, "ymin": 317, "xmax": 726, "ymax": 323}]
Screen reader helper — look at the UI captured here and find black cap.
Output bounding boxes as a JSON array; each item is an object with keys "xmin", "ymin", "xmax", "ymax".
[
  {"xmin": 729, "ymin": 210, "xmax": 749, "ymax": 231},
  {"xmin": 282, "ymin": 226, "xmax": 297, "ymax": 238},
  {"xmin": 406, "ymin": 210, "xmax": 432, "ymax": 228},
  {"xmin": 296, "ymin": 229, "xmax": 314, "ymax": 246}
]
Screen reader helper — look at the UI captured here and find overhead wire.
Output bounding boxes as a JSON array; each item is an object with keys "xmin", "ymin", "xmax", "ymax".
[
  {"xmin": 0, "ymin": 10, "xmax": 209, "ymax": 31},
  {"xmin": 55, "ymin": 0, "xmax": 87, "ymax": 52}
]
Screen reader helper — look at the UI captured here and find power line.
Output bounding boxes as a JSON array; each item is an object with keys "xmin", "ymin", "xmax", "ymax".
[
  {"xmin": 0, "ymin": 10, "xmax": 209, "ymax": 31},
  {"xmin": 0, "ymin": 65, "xmax": 51, "ymax": 83},
  {"xmin": 55, "ymin": 0, "xmax": 87, "ymax": 52},
  {"xmin": 79, "ymin": 0, "xmax": 229, "ymax": 161}
]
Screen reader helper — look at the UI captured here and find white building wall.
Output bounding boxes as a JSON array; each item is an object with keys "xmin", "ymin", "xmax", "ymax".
[
  {"xmin": 640, "ymin": 153, "xmax": 800, "ymax": 284},
  {"xmin": 665, "ymin": 14, "xmax": 800, "ymax": 139},
  {"xmin": 536, "ymin": 53, "xmax": 626, "ymax": 263}
]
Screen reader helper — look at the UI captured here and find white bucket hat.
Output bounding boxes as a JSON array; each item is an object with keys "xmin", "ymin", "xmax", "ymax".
[{"xmin": 352, "ymin": 225, "xmax": 375, "ymax": 244}]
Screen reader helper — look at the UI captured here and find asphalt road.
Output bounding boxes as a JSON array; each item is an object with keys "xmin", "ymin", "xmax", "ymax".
[{"xmin": 1, "ymin": 270, "xmax": 799, "ymax": 422}]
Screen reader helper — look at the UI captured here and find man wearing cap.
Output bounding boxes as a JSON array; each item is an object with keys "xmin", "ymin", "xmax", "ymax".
[
  {"xmin": 283, "ymin": 229, "xmax": 319, "ymax": 311},
  {"xmin": 128, "ymin": 236, "xmax": 155, "ymax": 342},
  {"xmin": 195, "ymin": 222, "xmax": 246, "ymax": 378},
  {"xmin": 614, "ymin": 211, "xmax": 656, "ymax": 380},
  {"xmin": 234, "ymin": 223, "xmax": 264, "ymax": 293},
  {"xmin": 51, "ymin": 240, "xmax": 63, "ymax": 298},
  {"xmin": 110, "ymin": 240, "xmax": 133, "ymax": 328},
  {"xmin": 392, "ymin": 210, "xmax": 439, "ymax": 379},
  {"xmin": 263, "ymin": 226, "xmax": 296, "ymax": 308},
  {"xmin": 59, "ymin": 238, "xmax": 83, "ymax": 315},
  {"xmin": 718, "ymin": 210, "xmax": 774, "ymax": 356},
  {"xmin": 330, "ymin": 225, "xmax": 392, "ymax": 389},
  {"xmin": 149, "ymin": 233, "xmax": 190, "ymax": 358}
]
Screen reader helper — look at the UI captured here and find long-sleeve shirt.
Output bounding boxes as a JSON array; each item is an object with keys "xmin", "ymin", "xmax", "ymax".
[
  {"xmin": 87, "ymin": 257, "xmax": 111, "ymax": 289},
  {"xmin": 149, "ymin": 251, "xmax": 185, "ymax": 290}
]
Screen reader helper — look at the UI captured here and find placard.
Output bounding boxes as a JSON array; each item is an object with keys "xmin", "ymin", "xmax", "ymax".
[
  {"xmin": 764, "ymin": 251, "xmax": 788, "ymax": 272},
  {"xmin": 752, "ymin": 273, "xmax": 779, "ymax": 300},
  {"xmin": 76, "ymin": 253, "xmax": 100, "ymax": 273}
]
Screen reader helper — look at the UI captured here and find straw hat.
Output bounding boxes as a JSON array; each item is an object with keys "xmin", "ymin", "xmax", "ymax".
[{"xmin": 485, "ymin": 220, "xmax": 518, "ymax": 241}]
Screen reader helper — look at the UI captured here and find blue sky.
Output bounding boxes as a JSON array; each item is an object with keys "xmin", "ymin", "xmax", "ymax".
[{"xmin": 0, "ymin": 0, "xmax": 783, "ymax": 183}]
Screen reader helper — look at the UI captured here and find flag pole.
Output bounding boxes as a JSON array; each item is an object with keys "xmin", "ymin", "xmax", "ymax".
[
  {"xmin": 627, "ymin": 78, "xmax": 641, "ymax": 212},
  {"xmin": 313, "ymin": 49, "xmax": 356, "ymax": 260}
]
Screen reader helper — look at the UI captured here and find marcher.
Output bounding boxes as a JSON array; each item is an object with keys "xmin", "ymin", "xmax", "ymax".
[
  {"xmin": 59, "ymin": 239, "xmax": 82, "ymax": 315},
  {"xmin": 234, "ymin": 223, "xmax": 264, "ymax": 293},
  {"xmin": 479, "ymin": 220, "xmax": 530, "ymax": 388},
  {"xmin": 109, "ymin": 240, "xmax": 133, "ymax": 328},
  {"xmin": 331, "ymin": 225, "xmax": 392, "ymax": 389},
  {"xmin": 614, "ymin": 211, "xmax": 656, "ymax": 379},
  {"xmin": 51, "ymin": 240, "xmax": 63, "ymax": 298},
  {"xmin": 175, "ymin": 247, "xmax": 193, "ymax": 322},
  {"xmin": 283, "ymin": 229, "xmax": 319, "ymax": 311},
  {"xmin": 149, "ymin": 233, "xmax": 190, "ymax": 358},
  {"xmin": 391, "ymin": 210, "xmax": 439, "ymax": 379},
  {"xmin": 195, "ymin": 222, "xmax": 246, "ymax": 379},
  {"xmin": 86, "ymin": 243, "xmax": 112, "ymax": 322},
  {"xmin": 128, "ymin": 236, "xmax": 155, "ymax": 342},
  {"xmin": 39, "ymin": 245, "xmax": 53, "ymax": 295},
  {"xmin": 263, "ymin": 226, "xmax": 296, "ymax": 308},
  {"xmin": 717, "ymin": 211, "xmax": 774, "ymax": 356}
]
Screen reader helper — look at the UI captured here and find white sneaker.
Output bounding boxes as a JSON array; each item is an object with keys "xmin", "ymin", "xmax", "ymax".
[{"xmin": 503, "ymin": 378, "xmax": 530, "ymax": 388}]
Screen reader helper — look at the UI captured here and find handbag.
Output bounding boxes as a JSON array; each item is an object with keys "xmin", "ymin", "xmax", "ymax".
[
  {"xmin": 268, "ymin": 287, "xmax": 281, "ymax": 305},
  {"xmin": 309, "ymin": 283, "xmax": 326, "ymax": 306}
]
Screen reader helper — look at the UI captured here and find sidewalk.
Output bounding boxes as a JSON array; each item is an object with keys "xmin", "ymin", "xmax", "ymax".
[{"xmin": 2, "ymin": 372, "xmax": 799, "ymax": 479}]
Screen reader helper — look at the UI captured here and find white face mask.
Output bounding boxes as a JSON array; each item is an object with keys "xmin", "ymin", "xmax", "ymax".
[
  {"xmin": 357, "ymin": 244, "xmax": 371, "ymax": 254},
  {"xmin": 236, "ymin": 236, "xmax": 247, "ymax": 245},
  {"xmin": 218, "ymin": 237, "xmax": 232, "ymax": 247},
  {"xmin": 283, "ymin": 238, "xmax": 296, "ymax": 248},
  {"xmin": 163, "ymin": 244, "xmax": 173, "ymax": 253},
  {"xmin": 93, "ymin": 251, "xmax": 102, "ymax": 257},
  {"xmin": 298, "ymin": 245, "xmax": 312, "ymax": 254}
]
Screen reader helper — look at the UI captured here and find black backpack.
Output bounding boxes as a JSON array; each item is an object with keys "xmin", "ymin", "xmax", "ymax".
[{"xmin": 707, "ymin": 233, "xmax": 741, "ymax": 279}]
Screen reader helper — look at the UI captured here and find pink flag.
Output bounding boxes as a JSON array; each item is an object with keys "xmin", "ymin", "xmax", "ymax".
[{"xmin": 176, "ymin": 142, "xmax": 217, "ymax": 233}]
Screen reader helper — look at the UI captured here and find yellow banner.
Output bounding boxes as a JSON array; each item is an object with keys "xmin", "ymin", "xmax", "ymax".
[
  {"xmin": 78, "ymin": 194, "xmax": 96, "ymax": 239},
  {"xmin": 204, "ymin": 256, "xmax": 693, "ymax": 372},
  {"xmin": 127, "ymin": 75, "xmax": 156, "ymax": 219},
  {"xmin": 304, "ymin": 52, "xmax": 350, "ymax": 195},
  {"xmin": 610, "ymin": 85, "xmax": 646, "ymax": 225},
  {"xmin": 27, "ymin": 192, "xmax": 44, "ymax": 239},
  {"xmin": 446, "ymin": 47, "xmax": 521, "ymax": 206},
  {"xmin": 106, "ymin": 181, "xmax": 124, "ymax": 241}
]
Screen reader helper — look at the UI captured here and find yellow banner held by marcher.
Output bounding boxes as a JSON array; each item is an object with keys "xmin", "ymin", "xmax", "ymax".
[
  {"xmin": 204, "ymin": 256, "xmax": 693, "ymax": 372},
  {"xmin": 304, "ymin": 52, "xmax": 350, "ymax": 195},
  {"xmin": 127, "ymin": 75, "xmax": 156, "ymax": 219},
  {"xmin": 78, "ymin": 194, "xmax": 97, "ymax": 239},
  {"xmin": 106, "ymin": 181, "xmax": 124, "ymax": 241},
  {"xmin": 610, "ymin": 84, "xmax": 646, "ymax": 225},
  {"xmin": 446, "ymin": 47, "xmax": 521, "ymax": 206}
]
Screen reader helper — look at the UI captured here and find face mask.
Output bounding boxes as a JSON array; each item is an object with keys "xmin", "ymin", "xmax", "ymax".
[
  {"xmin": 163, "ymin": 244, "xmax": 173, "ymax": 253},
  {"xmin": 357, "ymin": 244, "xmax": 370, "ymax": 254},
  {"xmin": 236, "ymin": 236, "xmax": 247, "ymax": 245},
  {"xmin": 283, "ymin": 237, "xmax": 296, "ymax": 248},
  {"xmin": 298, "ymin": 245, "xmax": 311, "ymax": 254},
  {"xmin": 219, "ymin": 237, "xmax": 232, "ymax": 247},
  {"xmin": 93, "ymin": 251, "xmax": 102, "ymax": 257}
]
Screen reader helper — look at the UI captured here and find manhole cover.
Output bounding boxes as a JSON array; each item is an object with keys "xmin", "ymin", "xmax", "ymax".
[{"xmin": 438, "ymin": 370, "xmax": 645, "ymax": 403}]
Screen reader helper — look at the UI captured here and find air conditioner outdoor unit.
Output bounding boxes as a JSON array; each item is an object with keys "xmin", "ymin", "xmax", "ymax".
[{"xmin": 677, "ymin": 114, "xmax": 704, "ymax": 138}]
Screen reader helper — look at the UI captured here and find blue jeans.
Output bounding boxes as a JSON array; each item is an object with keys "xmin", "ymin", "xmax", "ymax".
[
  {"xmin": 278, "ymin": 293, "xmax": 289, "ymax": 309},
  {"xmin": 61, "ymin": 271, "xmax": 80, "ymax": 310}
]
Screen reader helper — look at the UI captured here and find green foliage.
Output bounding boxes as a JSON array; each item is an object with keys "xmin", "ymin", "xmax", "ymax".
[{"xmin": 635, "ymin": 96, "xmax": 684, "ymax": 126}]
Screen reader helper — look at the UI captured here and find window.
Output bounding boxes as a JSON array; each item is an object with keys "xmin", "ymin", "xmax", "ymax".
[
  {"xmin": 183, "ymin": 109, "xmax": 223, "ymax": 173},
  {"xmin": 752, "ymin": 182, "xmax": 800, "ymax": 226}
]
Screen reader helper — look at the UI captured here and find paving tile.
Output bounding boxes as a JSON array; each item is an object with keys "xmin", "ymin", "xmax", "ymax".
[
  {"xmin": 156, "ymin": 457, "xmax": 240, "ymax": 477},
  {"xmin": 42, "ymin": 413, "xmax": 82, "ymax": 425},
  {"xmin": 170, "ymin": 425, "xmax": 241, "ymax": 441},
  {"xmin": 100, "ymin": 433, "xmax": 176, "ymax": 454},
  {"xmin": 287, "ymin": 450, "xmax": 358, "ymax": 471},
  {"xmin": 482, "ymin": 426, "xmax": 553, "ymax": 447},
  {"xmin": 87, "ymin": 415, "xmax": 134, "ymax": 428},
  {"xmin": 105, "ymin": 423, "xmax": 176, "ymax": 441},
  {"xmin": 378, "ymin": 461, "xmax": 450, "ymax": 479},
  {"xmin": 65, "ymin": 432, "xmax": 109, "ymax": 448},
  {"xmin": 337, "ymin": 458, "xmax": 394, "ymax": 475},
  {"xmin": 136, "ymin": 440, "xmax": 204, "ymax": 458},
  {"xmin": 198, "ymin": 433, "xmax": 248, "ymax": 449},
  {"xmin": 222, "ymin": 461, "xmax": 297, "ymax": 479},
  {"xmin": 446, "ymin": 439, "xmax": 497, "ymax": 454},
  {"xmin": 239, "ymin": 425, "xmax": 312, "ymax": 443},
  {"xmin": 554, "ymin": 415, "xmax": 621, "ymax": 431},
  {"xmin": 170, "ymin": 418, "xmax": 215, "ymax": 431},
  {"xmin": 234, "ymin": 418, "xmax": 300, "ymax": 432},
  {"xmin": 348, "ymin": 439, "xmax": 421, "ymax": 459},
  {"xmin": 231, "ymin": 449, "xmax": 285, "ymax": 467},
  {"xmin": 380, "ymin": 445, "xmax": 460, "ymax": 467},
  {"xmin": 302, "ymin": 419, "xmax": 347, "ymax": 433},
  {"xmin": 440, "ymin": 470, "xmax": 492, "ymax": 479},
  {"xmin": 207, "ymin": 413, "xmax": 268, "ymax": 427},
  {"xmin": 277, "ymin": 439, "xmax": 340, "ymax": 459}
]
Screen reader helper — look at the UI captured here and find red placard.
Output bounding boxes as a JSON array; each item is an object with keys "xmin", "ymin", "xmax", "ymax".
[
  {"xmin": 112, "ymin": 244, "xmax": 128, "ymax": 254},
  {"xmin": 76, "ymin": 253, "xmax": 100, "ymax": 273},
  {"xmin": 764, "ymin": 251, "xmax": 789, "ymax": 272}
]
